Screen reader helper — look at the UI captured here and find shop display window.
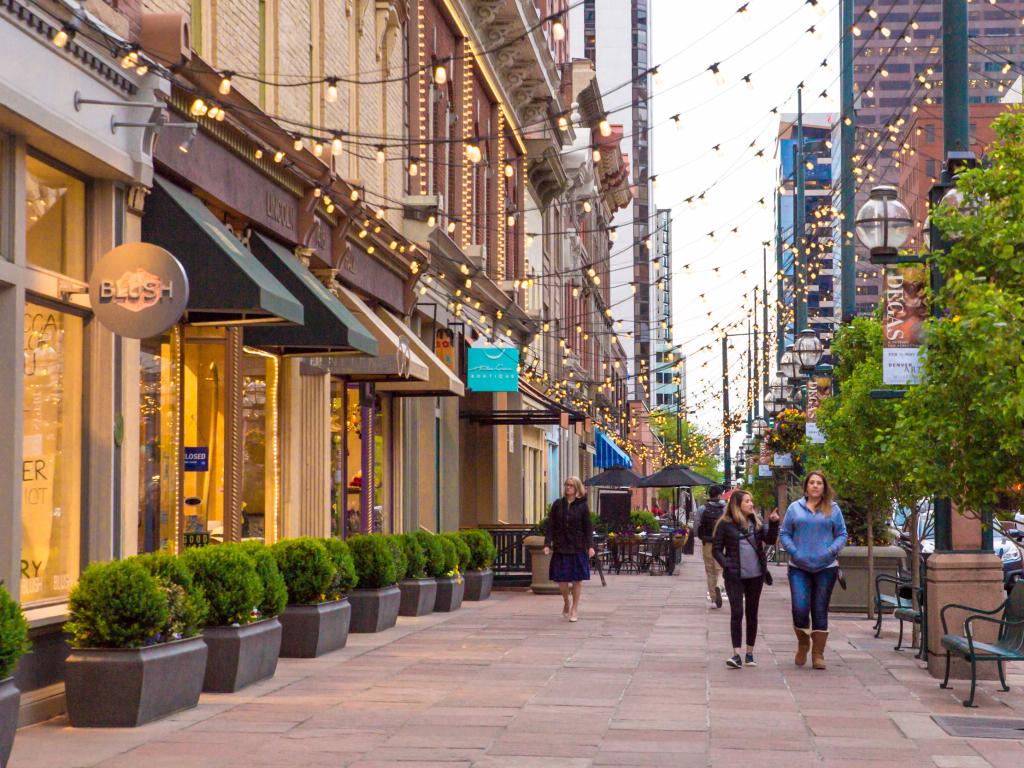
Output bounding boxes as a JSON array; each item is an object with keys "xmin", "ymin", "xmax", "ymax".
[
  {"xmin": 25, "ymin": 154, "xmax": 86, "ymax": 280},
  {"xmin": 138, "ymin": 330, "xmax": 181, "ymax": 553},
  {"xmin": 331, "ymin": 384, "xmax": 390, "ymax": 538},
  {"xmin": 240, "ymin": 349, "xmax": 279, "ymax": 543},
  {"xmin": 21, "ymin": 302, "xmax": 84, "ymax": 604}
]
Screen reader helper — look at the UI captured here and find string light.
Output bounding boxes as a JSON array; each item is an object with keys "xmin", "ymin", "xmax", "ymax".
[
  {"xmin": 219, "ymin": 73, "xmax": 233, "ymax": 95},
  {"xmin": 326, "ymin": 78, "xmax": 339, "ymax": 102},
  {"xmin": 375, "ymin": 146, "xmax": 386, "ymax": 164}
]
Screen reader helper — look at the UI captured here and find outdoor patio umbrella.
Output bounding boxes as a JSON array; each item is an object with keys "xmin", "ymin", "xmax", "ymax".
[
  {"xmin": 637, "ymin": 464, "xmax": 717, "ymax": 488},
  {"xmin": 584, "ymin": 465, "xmax": 642, "ymax": 487}
]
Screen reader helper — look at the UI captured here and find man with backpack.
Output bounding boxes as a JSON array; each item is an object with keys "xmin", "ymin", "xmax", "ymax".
[{"xmin": 694, "ymin": 484, "xmax": 728, "ymax": 608}]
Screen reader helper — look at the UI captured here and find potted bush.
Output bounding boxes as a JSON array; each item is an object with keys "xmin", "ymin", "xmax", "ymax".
[
  {"xmin": 459, "ymin": 530, "xmax": 497, "ymax": 601},
  {"xmin": 347, "ymin": 535, "xmax": 401, "ymax": 632},
  {"xmin": 270, "ymin": 538, "xmax": 348, "ymax": 658},
  {"xmin": 182, "ymin": 545, "xmax": 281, "ymax": 693},
  {"xmin": 434, "ymin": 534, "xmax": 466, "ymax": 612},
  {"xmin": 0, "ymin": 583, "xmax": 29, "ymax": 758},
  {"xmin": 63, "ymin": 556, "xmax": 208, "ymax": 726},
  {"xmin": 397, "ymin": 532, "xmax": 436, "ymax": 616}
]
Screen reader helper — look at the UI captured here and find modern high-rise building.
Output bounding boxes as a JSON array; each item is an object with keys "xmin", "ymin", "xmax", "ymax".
[
  {"xmin": 651, "ymin": 209, "xmax": 680, "ymax": 410},
  {"xmin": 777, "ymin": 114, "xmax": 838, "ymax": 358},
  {"xmin": 570, "ymin": 0, "xmax": 655, "ymax": 403},
  {"xmin": 849, "ymin": 0, "xmax": 1024, "ymax": 314}
]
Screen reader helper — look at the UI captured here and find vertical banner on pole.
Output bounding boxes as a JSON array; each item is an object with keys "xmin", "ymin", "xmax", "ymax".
[
  {"xmin": 805, "ymin": 372, "xmax": 832, "ymax": 444},
  {"xmin": 882, "ymin": 264, "xmax": 927, "ymax": 385}
]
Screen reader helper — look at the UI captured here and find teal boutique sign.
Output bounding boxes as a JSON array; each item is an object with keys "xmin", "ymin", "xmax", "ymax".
[{"xmin": 467, "ymin": 346, "xmax": 520, "ymax": 392}]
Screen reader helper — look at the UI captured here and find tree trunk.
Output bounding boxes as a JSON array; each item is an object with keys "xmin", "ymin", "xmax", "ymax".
[
  {"xmin": 866, "ymin": 508, "xmax": 876, "ymax": 621},
  {"xmin": 910, "ymin": 506, "xmax": 921, "ymax": 650}
]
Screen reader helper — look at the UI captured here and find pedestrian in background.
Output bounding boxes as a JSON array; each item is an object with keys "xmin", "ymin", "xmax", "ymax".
[
  {"xmin": 694, "ymin": 484, "xmax": 728, "ymax": 607},
  {"xmin": 544, "ymin": 476, "xmax": 595, "ymax": 623},
  {"xmin": 780, "ymin": 471, "xmax": 848, "ymax": 670},
  {"xmin": 713, "ymin": 490, "xmax": 779, "ymax": 668}
]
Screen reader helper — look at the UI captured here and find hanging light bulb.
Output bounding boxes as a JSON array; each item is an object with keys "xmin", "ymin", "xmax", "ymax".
[
  {"xmin": 708, "ymin": 62, "xmax": 725, "ymax": 86},
  {"xmin": 551, "ymin": 15, "xmax": 566, "ymax": 42},
  {"xmin": 504, "ymin": 162, "xmax": 514, "ymax": 178},
  {"xmin": 219, "ymin": 72, "xmax": 233, "ymax": 95},
  {"xmin": 255, "ymin": 148, "xmax": 264, "ymax": 160},
  {"xmin": 598, "ymin": 118, "xmax": 612, "ymax": 137},
  {"xmin": 650, "ymin": 175, "xmax": 658, "ymax": 188},
  {"xmin": 582, "ymin": 200, "xmax": 592, "ymax": 213},
  {"xmin": 742, "ymin": 73, "xmax": 753, "ymax": 90},
  {"xmin": 326, "ymin": 78, "xmax": 339, "ymax": 103},
  {"xmin": 557, "ymin": 114, "xmax": 569, "ymax": 131},
  {"xmin": 313, "ymin": 142, "xmax": 324, "ymax": 157},
  {"xmin": 650, "ymin": 66, "xmax": 663, "ymax": 86},
  {"xmin": 434, "ymin": 60, "xmax": 447, "ymax": 85},
  {"xmin": 466, "ymin": 142, "xmax": 482, "ymax": 163},
  {"xmin": 189, "ymin": 98, "xmax": 208, "ymax": 116},
  {"xmin": 293, "ymin": 136, "xmax": 304, "ymax": 151},
  {"xmin": 408, "ymin": 158, "xmax": 419, "ymax": 176},
  {"xmin": 375, "ymin": 145, "xmax": 386, "ymax": 165},
  {"xmin": 332, "ymin": 135, "xmax": 343, "ymax": 155},
  {"xmin": 447, "ymin": 221, "xmax": 457, "ymax": 234},
  {"xmin": 592, "ymin": 147, "xmax": 602, "ymax": 162},
  {"xmin": 274, "ymin": 150, "xmax": 285, "ymax": 163},
  {"xmin": 609, "ymin": 228, "xmax": 618, "ymax": 241}
]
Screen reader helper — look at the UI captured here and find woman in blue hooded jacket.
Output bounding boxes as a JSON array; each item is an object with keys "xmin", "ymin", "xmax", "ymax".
[{"xmin": 779, "ymin": 471, "xmax": 848, "ymax": 670}]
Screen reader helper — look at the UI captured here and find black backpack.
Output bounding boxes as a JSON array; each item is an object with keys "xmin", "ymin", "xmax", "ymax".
[{"xmin": 697, "ymin": 501, "xmax": 725, "ymax": 541}]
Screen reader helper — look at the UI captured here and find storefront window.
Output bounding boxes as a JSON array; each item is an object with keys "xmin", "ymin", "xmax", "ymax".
[
  {"xmin": 25, "ymin": 154, "xmax": 86, "ymax": 280},
  {"xmin": 138, "ymin": 330, "xmax": 181, "ymax": 553},
  {"xmin": 240, "ymin": 349, "xmax": 279, "ymax": 543},
  {"xmin": 21, "ymin": 302, "xmax": 84, "ymax": 604},
  {"xmin": 344, "ymin": 384, "xmax": 363, "ymax": 537},
  {"xmin": 330, "ymin": 383, "xmax": 346, "ymax": 537},
  {"xmin": 182, "ymin": 328, "xmax": 227, "ymax": 543},
  {"xmin": 337, "ymin": 384, "xmax": 390, "ymax": 537}
]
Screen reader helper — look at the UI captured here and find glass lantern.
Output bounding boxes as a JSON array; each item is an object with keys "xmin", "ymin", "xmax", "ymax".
[{"xmin": 855, "ymin": 184, "xmax": 912, "ymax": 263}]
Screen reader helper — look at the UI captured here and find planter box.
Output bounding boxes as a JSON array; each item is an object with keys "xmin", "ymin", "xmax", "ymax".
[
  {"xmin": 0, "ymin": 677, "xmax": 19, "ymax": 763},
  {"xmin": 434, "ymin": 576, "xmax": 465, "ymax": 612},
  {"xmin": 279, "ymin": 599, "xmax": 350, "ymax": 658},
  {"xmin": 524, "ymin": 535, "xmax": 559, "ymax": 595},
  {"xmin": 64, "ymin": 636, "xmax": 207, "ymax": 727},
  {"xmin": 464, "ymin": 568, "xmax": 493, "ymax": 601},
  {"xmin": 399, "ymin": 578, "xmax": 437, "ymax": 617},
  {"xmin": 348, "ymin": 586, "xmax": 401, "ymax": 633},
  {"xmin": 832, "ymin": 545, "xmax": 907, "ymax": 613},
  {"xmin": 202, "ymin": 617, "xmax": 281, "ymax": 693}
]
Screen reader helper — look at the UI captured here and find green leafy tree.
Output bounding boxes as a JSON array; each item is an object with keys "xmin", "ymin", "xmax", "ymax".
[{"xmin": 649, "ymin": 411, "xmax": 723, "ymax": 482}]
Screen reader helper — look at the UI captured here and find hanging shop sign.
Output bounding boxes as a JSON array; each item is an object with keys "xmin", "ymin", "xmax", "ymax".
[
  {"xmin": 88, "ymin": 243, "xmax": 189, "ymax": 338},
  {"xmin": 804, "ymin": 372, "xmax": 832, "ymax": 445},
  {"xmin": 434, "ymin": 328, "xmax": 456, "ymax": 370},
  {"xmin": 467, "ymin": 346, "xmax": 520, "ymax": 392},
  {"xmin": 882, "ymin": 264, "xmax": 927, "ymax": 385}
]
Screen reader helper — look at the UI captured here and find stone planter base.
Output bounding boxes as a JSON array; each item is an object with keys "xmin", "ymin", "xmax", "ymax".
[
  {"xmin": 832, "ymin": 545, "xmax": 906, "ymax": 612},
  {"xmin": 202, "ymin": 617, "xmax": 281, "ymax": 693},
  {"xmin": 399, "ymin": 578, "xmax": 437, "ymax": 616},
  {"xmin": 348, "ymin": 586, "xmax": 401, "ymax": 633},
  {"xmin": 434, "ymin": 576, "xmax": 464, "ymax": 612},
  {"xmin": 464, "ymin": 568, "xmax": 493, "ymax": 601},
  {"xmin": 279, "ymin": 599, "xmax": 351, "ymax": 658},
  {"xmin": 64, "ymin": 636, "xmax": 207, "ymax": 727},
  {"xmin": 525, "ymin": 535, "xmax": 559, "ymax": 595},
  {"xmin": 0, "ymin": 677, "xmax": 20, "ymax": 763}
]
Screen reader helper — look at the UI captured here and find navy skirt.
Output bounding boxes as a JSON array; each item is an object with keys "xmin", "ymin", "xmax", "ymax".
[{"xmin": 549, "ymin": 552, "xmax": 591, "ymax": 582}]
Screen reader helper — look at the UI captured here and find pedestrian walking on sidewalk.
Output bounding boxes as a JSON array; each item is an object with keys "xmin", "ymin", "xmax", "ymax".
[
  {"xmin": 544, "ymin": 476, "xmax": 595, "ymax": 623},
  {"xmin": 712, "ymin": 490, "xmax": 780, "ymax": 668},
  {"xmin": 694, "ymin": 484, "xmax": 727, "ymax": 607},
  {"xmin": 780, "ymin": 471, "xmax": 848, "ymax": 670}
]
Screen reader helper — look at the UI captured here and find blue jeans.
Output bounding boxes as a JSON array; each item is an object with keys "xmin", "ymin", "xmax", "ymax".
[{"xmin": 788, "ymin": 565, "xmax": 838, "ymax": 631}]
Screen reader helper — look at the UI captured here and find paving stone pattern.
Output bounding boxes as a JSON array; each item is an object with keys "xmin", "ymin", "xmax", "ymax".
[{"xmin": 12, "ymin": 560, "xmax": 1024, "ymax": 767}]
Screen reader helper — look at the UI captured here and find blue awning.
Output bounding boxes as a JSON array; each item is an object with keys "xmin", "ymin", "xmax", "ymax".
[{"xmin": 594, "ymin": 429, "xmax": 633, "ymax": 469}]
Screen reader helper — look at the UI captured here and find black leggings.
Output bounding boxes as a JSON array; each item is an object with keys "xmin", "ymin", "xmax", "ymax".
[{"xmin": 724, "ymin": 575, "xmax": 764, "ymax": 649}]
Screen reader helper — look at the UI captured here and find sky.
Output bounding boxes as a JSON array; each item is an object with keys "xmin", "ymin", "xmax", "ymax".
[{"xmin": 649, "ymin": 0, "xmax": 841, "ymax": 442}]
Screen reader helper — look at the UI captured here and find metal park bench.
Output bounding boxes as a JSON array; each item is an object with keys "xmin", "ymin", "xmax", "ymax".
[{"xmin": 939, "ymin": 583, "xmax": 1024, "ymax": 707}]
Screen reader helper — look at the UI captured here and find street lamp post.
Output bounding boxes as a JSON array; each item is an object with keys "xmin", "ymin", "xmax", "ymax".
[{"xmin": 855, "ymin": 185, "xmax": 914, "ymax": 265}]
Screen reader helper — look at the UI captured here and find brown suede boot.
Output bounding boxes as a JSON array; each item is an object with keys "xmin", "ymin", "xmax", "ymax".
[
  {"xmin": 811, "ymin": 630, "xmax": 828, "ymax": 670},
  {"xmin": 794, "ymin": 626, "xmax": 811, "ymax": 667}
]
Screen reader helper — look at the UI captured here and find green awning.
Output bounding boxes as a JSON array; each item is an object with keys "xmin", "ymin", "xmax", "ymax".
[
  {"xmin": 243, "ymin": 233, "xmax": 378, "ymax": 356},
  {"xmin": 142, "ymin": 177, "xmax": 304, "ymax": 325}
]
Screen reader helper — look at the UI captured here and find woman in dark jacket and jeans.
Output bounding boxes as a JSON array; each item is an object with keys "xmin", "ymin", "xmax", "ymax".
[
  {"xmin": 544, "ymin": 476, "xmax": 594, "ymax": 622},
  {"xmin": 713, "ymin": 490, "xmax": 779, "ymax": 668}
]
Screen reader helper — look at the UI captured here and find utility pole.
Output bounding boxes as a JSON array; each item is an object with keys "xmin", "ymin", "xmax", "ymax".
[
  {"xmin": 763, "ymin": 244, "xmax": 770, "ymax": 394},
  {"xmin": 840, "ymin": 0, "xmax": 856, "ymax": 321},
  {"xmin": 753, "ymin": 288, "xmax": 760, "ymax": 420},
  {"xmin": 722, "ymin": 336, "xmax": 731, "ymax": 483},
  {"xmin": 794, "ymin": 85, "xmax": 808, "ymax": 333},
  {"xmin": 775, "ymin": 193, "xmax": 785, "ymax": 363},
  {"xmin": 746, "ymin": 318, "xmax": 753, "ymax": 434}
]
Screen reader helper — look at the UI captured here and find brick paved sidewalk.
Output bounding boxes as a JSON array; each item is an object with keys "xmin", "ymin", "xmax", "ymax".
[{"xmin": 11, "ymin": 558, "xmax": 1024, "ymax": 768}]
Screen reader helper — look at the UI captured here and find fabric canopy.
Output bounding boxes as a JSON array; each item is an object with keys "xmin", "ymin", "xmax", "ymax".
[
  {"xmin": 638, "ymin": 464, "xmax": 718, "ymax": 488},
  {"xmin": 594, "ymin": 429, "xmax": 633, "ymax": 469},
  {"xmin": 584, "ymin": 466, "xmax": 641, "ymax": 487}
]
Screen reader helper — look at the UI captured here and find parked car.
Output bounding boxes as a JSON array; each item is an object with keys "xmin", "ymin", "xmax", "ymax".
[{"xmin": 889, "ymin": 501, "xmax": 1023, "ymax": 593}]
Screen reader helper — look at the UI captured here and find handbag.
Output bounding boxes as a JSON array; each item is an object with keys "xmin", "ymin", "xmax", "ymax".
[{"xmin": 739, "ymin": 525, "xmax": 774, "ymax": 586}]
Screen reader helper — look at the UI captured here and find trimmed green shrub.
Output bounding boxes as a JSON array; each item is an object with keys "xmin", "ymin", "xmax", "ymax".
[
  {"xmin": 235, "ymin": 542, "xmax": 288, "ymax": 617},
  {"xmin": 0, "ymin": 583, "xmax": 30, "ymax": 678},
  {"xmin": 414, "ymin": 531, "xmax": 447, "ymax": 579},
  {"xmin": 181, "ymin": 545, "xmax": 263, "ymax": 626},
  {"xmin": 271, "ymin": 538, "xmax": 334, "ymax": 605},
  {"xmin": 458, "ymin": 530, "xmax": 497, "ymax": 571},
  {"xmin": 395, "ymin": 533, "xmax": 428, "ymax": 580},
  {"xmin": 134, "ymin": 552, "xmax": 208, "ymax": 640},
  {"xmin": 385, "ymin": 535, "xmax": 408, "ymax": 584},
  {"xmin": 66, "ymin": 559, "xmax": 169, "ymax": 648},
  {"xmin": 441, "ymin": 533, "xmax": 471, "ymax": 573},
  {"xmin": 347, "ymin": 535, "xmax": 399, "ymax": 589},
  {"xmin": 321, "ymin": 538, "xmax": 358, "ymax": 598},
  {"xmin": 435, "ymin": 534, "xmax": 458, "ymax": 575}
]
